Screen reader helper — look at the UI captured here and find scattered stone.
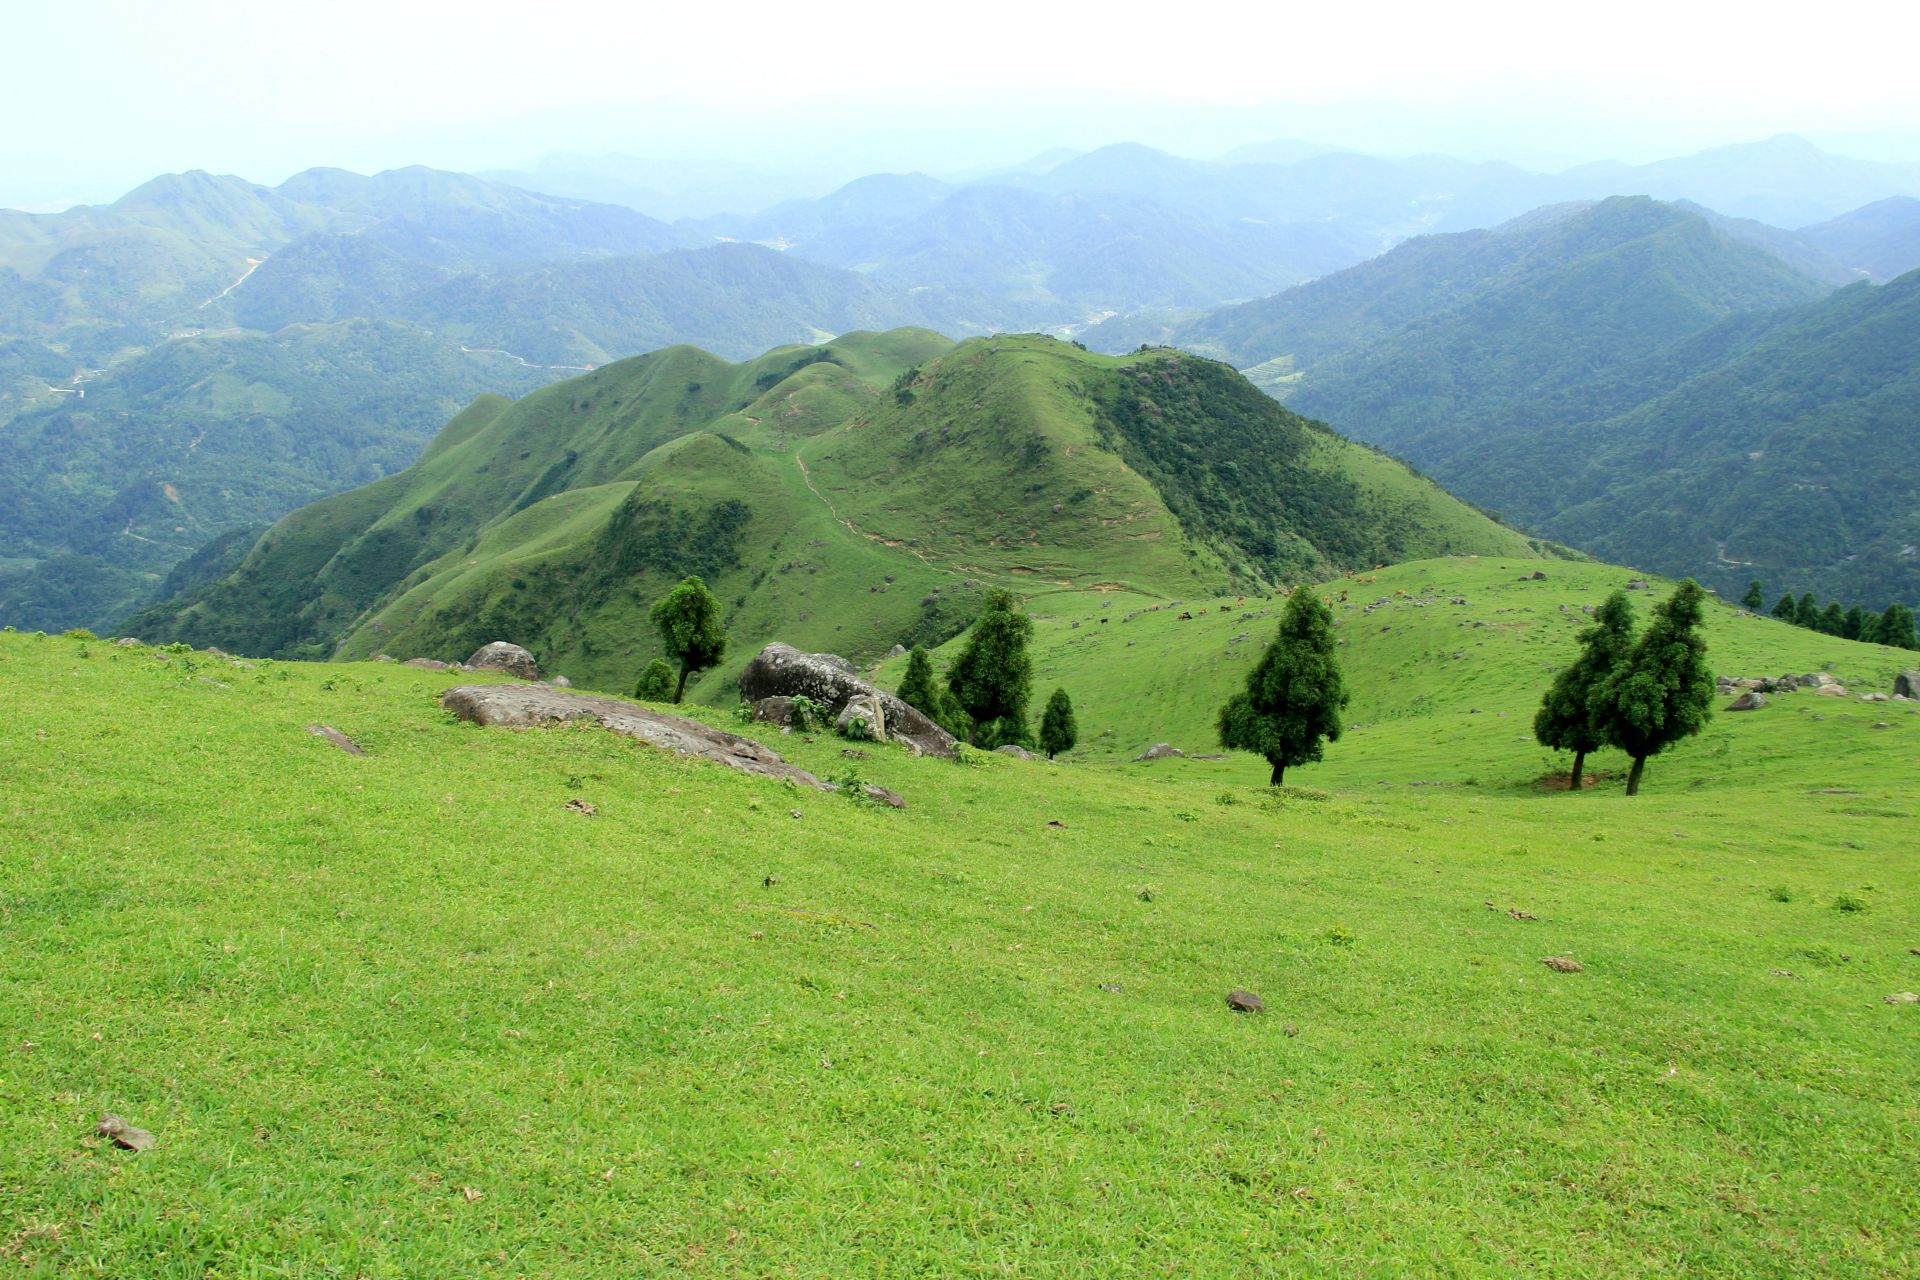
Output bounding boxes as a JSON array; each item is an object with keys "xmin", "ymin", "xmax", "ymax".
[
  {"xmin": 1132, "ymin": 742, "xmax": 1187, "ymax": 761},
  {"xmin": 763, "ymin": 875, "xmax": 778, "ymax": 887},
  {"xmin": 1541, "ymin": 956, "xmax": 1584, "ymax": 973},
  {"xmin": 1045, "ymin": 819, "xmax": 1066, "ymax": 828},
  {"xmin": 1226, "ymin": 990, "xmax": 1265, "ymax": 1013},
  {"xmin": 1769, "ymin": 968, "xmax": 1802, "ymax": 980},
  {"xmin": 738, "ymin": 643, "xmax": 956, "ymax": 757},
  {"xmin": 1625, "ymin": 579, "xmax": 1649, "ymax": 590},
  {"xmin": 884, "ymin": 644, "xmax": 907, "ymax": 659},
  {"xmin": 1726, "ymin": 691, "xmax": 1767, "ymax": 711},
  {"xmin": 373, "ymin": 653, "xmax": 395, "ymax": 662},
  {"xmin": 563, "ymin": 798, "xmax": 597, "ymax": 816},
  {"xmin": 306, "ymin": 724, "xmax": 365, "ymax": 756},
  {"xmin": 441, "ymin": 684, "xmax": 846, "ymax": 793},
  {"xmin": 1100, "ymin": 983, "xmax": 1123, "ymax": 994},
  {"xmin": 114, "ymin": 637, "xmax": 142, "ymax": 648},
  {"xmin": 402, "ymin": 658, "xmax": 453, "ymax": 670},
  {"xmin": 549, "ymin": 675, "xmax": 572, "ymax": 688},
  {"xmin": 790, "ymin": 809, "xmax": 804, "ymax": 819},
  {"xmin": 995, "ymin": 744, "xmax": 1038, "ymax": 760},
  {"xmin": 466, "ymin": 641, "xmax": 539, "ymax": 680},
  {"xmin": 854, "ymin": 784, "xmax": 907, "ymax": 809},
  {"xmin": 1506, "ymin": 908, "xmax": 1538, "ymax": 921},
  {"xmin": 96, "ymin": 1114, "xmax": 155, "ymax": 1152},
  {"xmin": 1893, "ymin": 670, "xmax": 1920, "ymax": 699},
  {"xmin": 1885, "ymin": 992, "xmax": 1919, "ymax": 1005},
  {"xmin": 1284, "ymin": 1024, "xmax": 1299, "ymax": 1037},
  {"xmin": 840, "ymin": 748, "xmax": 869, "ymax": 759},
  {"xmin": 1814, "ymin": 684, "xmax": 1850, "ymax": 697},
  {"xmin": 1871, "ymin": 721, "xmax": 1893, "ymax": 729}
]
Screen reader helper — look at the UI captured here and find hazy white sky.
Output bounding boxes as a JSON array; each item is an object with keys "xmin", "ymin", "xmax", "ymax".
[{"xmin": 5, "ymin": 0, "xmax": 1918, "ymax": 208}]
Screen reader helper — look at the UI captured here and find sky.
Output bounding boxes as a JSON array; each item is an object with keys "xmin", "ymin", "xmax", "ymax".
[{"xmin": 5, "ymin": 0, "xmax": 1919, "ymax": 210}]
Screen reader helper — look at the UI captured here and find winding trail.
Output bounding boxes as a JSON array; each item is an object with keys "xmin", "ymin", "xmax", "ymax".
[
  {"xmin": 792, "ymin": 441, "xmax": 940, "ymax": 570},
  {"xmin": 199, "ymin": 257, "xmax": 264, "ymax": 309},
  {"xmin": 459, "ymin": 345, "xmax": 595, "ymax": 372}
]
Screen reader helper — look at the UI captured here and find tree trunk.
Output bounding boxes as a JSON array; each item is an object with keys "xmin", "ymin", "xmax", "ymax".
[
  {"xmin": 1625, "ymin": 754, "xmax": 1646, "ymax": 796},
  {"xmin": 1270, "ymin": 760, "xmax": 1285, "ymax": 787},
  {"xmin": 673, "ymin": 662, "xmax": 691, "ymax": 705},
  {"xmin": 1568, "ymin": 747, "xmax": 1587, "ymax": 791}
]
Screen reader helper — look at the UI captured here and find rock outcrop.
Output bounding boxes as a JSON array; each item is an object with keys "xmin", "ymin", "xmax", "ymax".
[
  {"xmin": 1133, "ymin": 742, "xmax": 1187, "ymax": 761},
  {"xmin": 443, "ymin": 684, "xmax": 827, "ymax": 790},
  {"xmin": 994, "ymin": 744, "xmax": 1038, "ymax": 760},
  {"xmin": 738, "ymin": 643, "xmax": 957, "ymax": 757},
  {"xmin": 466, "ymin": 641, "xmax": 539, "ymax": 680},
  {"xmin": 1896, "ymin": 670, "xmax": 1920, "ymax": 699}
]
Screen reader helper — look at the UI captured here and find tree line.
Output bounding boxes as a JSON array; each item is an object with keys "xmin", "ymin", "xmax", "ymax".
[{"xmin": 1741, "ymin": 580, "xmax": 1918, "ymax": 650}]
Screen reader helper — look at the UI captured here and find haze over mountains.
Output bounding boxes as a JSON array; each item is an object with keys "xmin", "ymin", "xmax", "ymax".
[{"xmin": 3, "ymin": 130, "xmax": 1919, "ymax": 634}]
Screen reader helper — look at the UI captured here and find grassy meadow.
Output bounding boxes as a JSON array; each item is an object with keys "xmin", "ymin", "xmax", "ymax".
[{"xmin": 2, "ymin": 563, "xmax": 1917, "ymax": 1276}]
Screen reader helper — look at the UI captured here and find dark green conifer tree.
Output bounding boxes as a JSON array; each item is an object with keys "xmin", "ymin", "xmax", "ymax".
[
  {"xmin": 1592, "ymin": 580, "xmax": 1716, "ymax": 797},
  {"xmin": 1038, "ymin": 688, "xmax": 1078, "ymax": 760},
  {"xmin": 1740, "ymin": 581, "xmax": 1765, "ymax": 611},
  {"xmin": 946, "ymin": 590, "xmax": 1034, "ymax": 748},
  {"xmin": 1842, "ymin": 605, "xmax": 1867, "ymax": 640},
  {"xmin": 896, "ymin": 646, "xmax": 939, "ymax": 717},
  {"xmin": 649, "ymin": 575, "xmax": 726, "ymax": 703},
  {"xmin": 1818, "ymin": 601, "xmax": 1846, "ymax": 635},
  {"xmin": 1534, "ymin": 590, "xmax": 1635, "ymax": 790},
  {"xmin": 1795, "ymin": 593, "xmax": 1820, "ymax": 629},
  {"xmin": 1771, "ymin": 593, "xmax": 1797, "ymax": 621},
  {"xmin": 1217, "ymin": 589, "xmax": 1348, "ymax": 786}
]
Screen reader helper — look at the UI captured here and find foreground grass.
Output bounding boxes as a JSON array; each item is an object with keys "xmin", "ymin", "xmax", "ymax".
[{"xmin": 1, "ymin": 629, "xmax": 1915, "ymax": 1276}]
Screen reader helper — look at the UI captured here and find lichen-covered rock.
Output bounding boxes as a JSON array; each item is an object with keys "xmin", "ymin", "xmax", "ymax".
[
  {"xmin": 834, "ymin": 694, "xmax": 888, "ymax": 743},
  {"xmin": 466, "ymin": 641, "xmax": 539, "ymax": 680},
  {"xmin": 738, "ymin": 643, "xmax": 956, "ymax": 758},
  {"xmin": 1132, "ymin": 742, "xmax": 1187, "ymax": 762},
  {"xmin": 1895, "ymin": 670, "xmax": 1920, "ymax": 699}
]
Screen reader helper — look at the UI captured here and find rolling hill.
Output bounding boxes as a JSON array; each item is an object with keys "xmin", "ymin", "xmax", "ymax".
[
  {"xmin": 126, "ymin": 330, "xmax": 1544, "ymax": 689},
  {"xmin": 6, "ymin": 550, "xmax": 1916, "ymax": 1274}
]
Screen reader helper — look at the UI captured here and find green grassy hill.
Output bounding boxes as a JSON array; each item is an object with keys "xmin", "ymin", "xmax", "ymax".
[
  {"xmin": 3, "ymin": 553, "xmax": 1914, "ymax": 1275},
  {"xmin": 128, "ymin": 331, "xmax": 1540, "ymax": 697}
]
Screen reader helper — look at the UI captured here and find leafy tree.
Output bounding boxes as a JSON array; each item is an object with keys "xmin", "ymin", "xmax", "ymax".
[
  {"xmin": 1771, "ymin": 593, "xmax": 1797, "ymax": 622},
  {"xmin": 1534, "ymin": 590, "xmax": 1635, "ymax": 790},
  {"xmin": 1795, "ymin": 592, "xmax": 1820, "ymax": 629},
  {"xmin": 1818, "ymin": 601, "xmax": 1846, "ymax": 636},
  {"xmin": 1740, "ymin": 580, "xmax": 1764, "ymax": 611},
  {"xmin": 633, "ymin": 658, "xmax": 676, "ymax": 702},
  {"xmin": 1876, "ymin": 602, "xmax": 1918, "ymax": 649},
  {"xmin": 1592, "ymin": 580, "xmax": 1715, "ymax": 796},
  {"xmin": 1217, "ymin": 589, "xmax": 1349, "ymax": 786},
  {"xmin": 1038, "ymin": 688, "xmax": 1078, "ymax": 760},
  {"xmin": 896, "ymin": 645, "xmax": 940, "ymax": 717},
  {"xmin": 648, "ymin": 575, "xmax": 726, "ymax": 703},
  {"xmin": 1842, "ymin": 605, "xmax": 1867, "ymax": 640},
  {"xmin": 946, "ymin": 589, "xmax": 1034, "ymax": 748}
]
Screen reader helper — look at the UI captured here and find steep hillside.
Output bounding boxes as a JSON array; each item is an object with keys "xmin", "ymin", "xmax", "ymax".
[
  {"xmin": 0, "ymin": 322, "xmax": 557, "ymax": 632},
  {"xmin": 128, "ymin": 331, "xmax": 1541, "ymax": 693},
  {"xmin": 1798, "ymin": 196, "xmax": 1920, "ymax": 282}
]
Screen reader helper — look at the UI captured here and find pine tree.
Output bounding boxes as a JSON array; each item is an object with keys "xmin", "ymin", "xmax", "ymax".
[
  {"xmin": 1795, "ymin": 592, "xmax": 1820, "ymax": 629},
  {"xmin": 1740, "ymin": 580, "xmax": 1765, "ymax": 611},
  {"xmin": 1818, "ymin": 601, "xmax": 1846, "ymax": 635},
  {"xmin": 896, "ymin": 645, "xmax": 939, "ymax": 717},
  {"xmin": 1842, "ymin": 605, "xmax": 1867, "ymax": 641},
  {"xmin": 1771, "ymin": 593, "xmax": 1797, "ymax": 621},
  {"xmin": 1877, "ymin": 602, "xmax": 1918, "ymax": 649},
  {"xmin": 946, "ymin": 590, "xmax": 1034, "ymax": 748},
  {"xmin": 1592, "ymin": 580, "xmax": 1716, "ymax": 796},
  {"xmin": 1217, "ymin": 589, "xmax": 1348, "ymax": 786},
  {"xmin": 1534, "ymin": 590, "xmax": 1635, "ymax": 790},
  {"xmin": 1038, "ymin": 688, "xmax": 1078, "ymax": 760},
  {"xmin": 633, "ymin": 658, "xmax": 676, "ymax": 701},
  {"xmin": 649, "ymin": 575, "xmax": 726, "ymax": 703}
]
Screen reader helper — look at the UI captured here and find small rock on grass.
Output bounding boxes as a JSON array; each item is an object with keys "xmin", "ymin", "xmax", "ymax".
[
  {"xmin": 1886, "ymin": 992, "xmax": 1919, "ymax": 1005},
  {"xmin": 1227, "ymin": 990, "xmax": 1265, "ymax": 1013},
  {"xmin": 1541, "ymin": 956, "xmax": 1584, "ymax": 973},
  {"xmin": 563, "ymin": 798, "xmax": 597, "ymax": 816},
  {"xmin": 96, "ymin": 1114, "xmax": 155, "ymax": 1152},
  {"xmin": 306, "ymin": 724, "xmax": 365, "ymax": 756}
]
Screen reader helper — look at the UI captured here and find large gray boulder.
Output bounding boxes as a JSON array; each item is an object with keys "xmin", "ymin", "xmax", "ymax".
[
  {"xmin": 1727, "ymin": 691, "xmax": 1767, "ymax": 711},
  {"xmin": 834, "ymin": 694, "xmax": 888, "ymax": 743},
  {"xmin": 1895, "ymin": 670, "xmax": 1920, "ymax": 699},
  {"xmin": 442, "ymin": 684, "xmax": 829, "ymax": 790},
  {"xmin": 466, "ymin": 641, "xmax": 539, "ymax": 680},
  {"xmin": 738, "ymin": 643, "xmax": 957, "ymax": 757}
]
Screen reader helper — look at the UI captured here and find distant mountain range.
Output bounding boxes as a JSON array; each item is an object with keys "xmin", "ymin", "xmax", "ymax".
[
  {"xmin": 5, "ymin": 132, "xmax": 1920, "ymax": 634},
  {"xmin": 1160, "ymin": 198, "xmax": 1920, "ymax": 606}
]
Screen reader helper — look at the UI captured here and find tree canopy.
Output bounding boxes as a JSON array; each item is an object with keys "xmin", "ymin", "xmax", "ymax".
[
  {"xmin": 1038, "ymin": 688, "xmax": 1078, "ymax": 760},
  {"xmin": 648, "ymin": 575, "xmax": 727, "ymax": 704},
  {"xmin": 1592, "ymin": 579, "xmax": 1715, "ymax": 796},
  {"xmin": 1534, "ymin": 590, "xmax": 1635, "ymax": 790},
  {"xmin": 946, "ymin": 589, "xmax": 1034, "ymax": 748},
  {"xmin": 1217, "ymin": 588, "xmax": 1348, "ymax": 786}
]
